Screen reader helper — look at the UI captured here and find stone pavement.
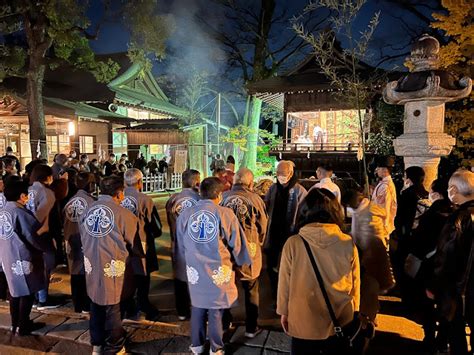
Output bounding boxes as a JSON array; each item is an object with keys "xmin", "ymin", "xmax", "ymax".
[{"xmin": 0, "ymin": 300, "xmax": 296, "ymax": 354}]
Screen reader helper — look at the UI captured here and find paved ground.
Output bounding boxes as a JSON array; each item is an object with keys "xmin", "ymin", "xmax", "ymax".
[{"xmin": 0, "ymin": 194, "xmax": 456, "ymax": 354}]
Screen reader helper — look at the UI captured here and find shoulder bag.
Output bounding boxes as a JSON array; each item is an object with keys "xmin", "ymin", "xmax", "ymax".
[{"xmin": 300, "ymin": 235, "xmax": 372, "ymax": 354}]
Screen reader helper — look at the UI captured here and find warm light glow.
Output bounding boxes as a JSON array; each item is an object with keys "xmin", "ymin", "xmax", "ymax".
[{"xmin": 68, "ymin": 122, "xmax": 75, "ymax": 136}]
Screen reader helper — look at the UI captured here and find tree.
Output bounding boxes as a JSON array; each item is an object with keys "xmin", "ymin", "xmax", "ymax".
[
  {"xmin": 201, "ymin": 0, "xmax": 327, "ymax": 171},
  {"xmin": 294, "ymin": 0, "xmax": 381, "ymax": 194},
  {"xmin": 431, "ymin": 0, "xmax": 473, "ymax": 166},
  {"xmin": 0, "ymin": 0, "xmax": 172, "ymax": 158}
]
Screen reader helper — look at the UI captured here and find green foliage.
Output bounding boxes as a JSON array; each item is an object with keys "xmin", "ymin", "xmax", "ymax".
[
  {"xmin": 261, "ymin": 102, "xmax": 283, "ymax": 123},
  {"xmin": 221, "ymin": 125, "xmax": 281, "ymax": 176},
  {"xmin": 367, "ymin": 132, "xmax": 394, "ymax": 155}
]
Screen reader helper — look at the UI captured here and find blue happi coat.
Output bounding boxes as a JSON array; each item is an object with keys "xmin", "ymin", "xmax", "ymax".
[
  {"xmin": 121, "ymin": 186, "xmax": 162, "ymax": 275},
  {"xmin": 0, "ymin": 202, "xmax": 48, "ymax": 297},
  {"xmin": 176, "ymin": 199, "xmax": 252, "ymax": 309},
  {"xmin": 80, "ymin": 195, "xmax": 138, "ymax": 306},
  {"xmin": 63, "ymin": 189, "xmax": 96, "ymax": 275},
  {"xmin": 166, "ymin": 188, "xmax": 201, "ymax": 281}
]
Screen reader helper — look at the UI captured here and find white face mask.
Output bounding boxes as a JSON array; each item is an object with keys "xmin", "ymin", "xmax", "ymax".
[
  {"xmin": 277, "ymin": 175, "xmax": 290, "ymax": 185},
  {"xmin": 447, "ymin": 186, "xmax": 456, "ymax": 203}
]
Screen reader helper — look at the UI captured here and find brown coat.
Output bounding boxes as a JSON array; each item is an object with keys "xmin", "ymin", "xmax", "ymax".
[{"xmin": 277, "ymin": 223, "xmax": 360, "ymax": 340}]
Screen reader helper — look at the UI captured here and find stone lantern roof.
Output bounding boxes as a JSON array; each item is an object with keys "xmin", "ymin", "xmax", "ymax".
[{"xmin": 383, "ymin": 35, "xmax": 472, "ymax": 104}]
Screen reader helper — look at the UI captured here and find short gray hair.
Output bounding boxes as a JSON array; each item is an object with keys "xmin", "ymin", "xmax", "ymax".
[
  {"xmin": 449, "ymin": 169, "xmax": 474, "ymax": 196},
  {"xmin": 234, "ymin": 167, "xmax": 254, "ymax": 187},
  {"xmin": 124, "ymin": 168, "xmax": 143, "ymax": 186},
  {"xmin": 277, "ymin": 160, "xmax": 295, "ymax": 171}
]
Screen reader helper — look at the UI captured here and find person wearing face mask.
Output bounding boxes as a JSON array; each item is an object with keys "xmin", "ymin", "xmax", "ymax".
[
  {"xmin": 0, "ymin": 178, "xmax": 49, "ymax": 336},
  {"xmin": 371, "ymin": 156, "xmax": 397, "ymax": 249},
  {"xmin": 264, "ymin": 160, "xmax": 307, "ymax": 302},
  {"xmin": 80, "ymin": 176, "xmax": 138, "ymax": 355},
  {"xmin": 429, "ymin": 169, "xmax": 474, "ymax": 355},
  {"xmin": 166, "ymin": 169, "xmax": 201, "ymax": 320},
  {"xmin": 27, "ymin": 164, "xmax": 60, "ymax": 310},
  {"xmin": 393, "ymin": 166, "xmax": 429, "ymax": 307},
  {"xmin": 0, "ymin": 146, "xmax": 21, "ymax": 173},
  {"xmin": 402, "ymin": 179, "xmax": 452, "ymax": 353}
]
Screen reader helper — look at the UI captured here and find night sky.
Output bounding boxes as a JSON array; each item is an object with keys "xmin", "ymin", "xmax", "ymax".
[{"xmin": 87, "ymin": 0, "xmax": 439, "ymax": 73}]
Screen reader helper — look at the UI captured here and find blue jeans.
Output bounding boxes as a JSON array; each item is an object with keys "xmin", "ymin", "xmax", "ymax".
[
  {"xmin": 38, "ymin": 251, "xmax": 55, "ymax": 303},
  {"xmin": 190, "ymin": 307, "xmax": 224, "ymax": 353}
]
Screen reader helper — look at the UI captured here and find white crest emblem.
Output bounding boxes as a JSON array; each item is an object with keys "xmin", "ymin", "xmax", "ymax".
[
  {"xmin": 84, "ymin": 205, "xmax": 114, "ymax": 238},
  {"xmin": 103, "ymin": 260, "xmax": 126, "ymax": 278},
  {"xmin": 26, "ymin": 190, "xmax": 37, "ymax": 211},
  {"xmin": 121, "ymin": 196, "xmax": 138, "ymax": 215},
  {"xmin": 173, "ymin": 197, "xmax": 197, "ymax": 216},
  {"xmin": 11, "ymin": 260, "xmax": 33, "ymax": 276},
  {"xmin": 211, "ymin": 265, "xmax": 232, "ymax": 286},
  {"xmin": 188, "ymin": 211, "xmax": 218, "ymax": 243},
  {"xmin": 0, "ymin": 211, "xmax": 14, "ymax": 240},
  {"xmin": 84, "ymin": 256, "xmax": 92, "ymax": 274},
  {"xmin": 186, "ymin": 265, "xmax": 199, "ymax": 285},
  {"xmin": 0, "ymin": 193, "xmax": 6, "ymax": 209},
  {"xmin": 223, "ymin": 195, "xmax": 251, "ymax": 222},
  {"xmin": 65, "ymin": 197, "xmax": 88, "ymax": 222}
]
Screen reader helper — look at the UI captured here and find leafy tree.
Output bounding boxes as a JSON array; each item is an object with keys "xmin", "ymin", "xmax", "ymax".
[
  {"xmin": 201, "ymin": 0, "xmax": 327, "ymax": 171},
  {"xmin": 0, "ymin": 0, "xmax": 172, "ymax": 158},
  {"xmin": 431, "ymin": 0, "xmax": 473, "ymax": 166},
  {"xmin": 294, "ymin": 0, "xmax": 381, "ymax": 194}
]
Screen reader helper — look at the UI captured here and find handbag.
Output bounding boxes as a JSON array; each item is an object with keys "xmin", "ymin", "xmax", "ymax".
[
  {"xmin": 404, "ymin": 249, "xmax": 437, "ymax": 279},
  {"xmin": 300, "ymin": 236, "xmax": 372, "ymax": 354}
]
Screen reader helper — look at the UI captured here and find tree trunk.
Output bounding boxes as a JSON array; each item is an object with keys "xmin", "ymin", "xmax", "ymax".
[
  {"xmin": 241, "ymin": 97, "xmax": 262, "ymax": 171},
  {"xmin": 26, "ymin": 60, "xmax": 48, "ymax": 160}
]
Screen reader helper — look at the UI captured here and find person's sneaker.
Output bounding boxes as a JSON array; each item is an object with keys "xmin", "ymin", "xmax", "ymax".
[
  {"xmin": 178, "ymin": 315, "xmax": 187, "ymax": 321},
  {"xmin": 245, "ymin": 328, "xmax": 263, "ymax": 339},
  {"xmin": 81, "ymin": 310, "xmax": 90, "ymax": 315},
  {"xmin": 37, "ymin": 299, "xmax": 61, "ymax": 310},
  {"xmin": 92, "ymin": 345, "xmax": 103, "ymax": 355}
]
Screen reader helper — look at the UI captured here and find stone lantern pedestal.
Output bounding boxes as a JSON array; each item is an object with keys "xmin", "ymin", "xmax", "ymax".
[{"xmin": 383, "ymin": 35, "xmax": 472, "ymax": 189}]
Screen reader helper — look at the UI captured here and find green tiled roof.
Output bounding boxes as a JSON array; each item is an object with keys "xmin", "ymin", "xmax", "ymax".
[{"xmin": 113, "ymin": 86, "xmax": 189, "ymax": 118}]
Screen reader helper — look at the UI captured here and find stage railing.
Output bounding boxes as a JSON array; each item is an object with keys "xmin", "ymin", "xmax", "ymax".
[
  {"xmin": 142, "ymin": 173, "xmax": 182, "ymax": 193},
  {"xmin": 272, "ymin": 140, "xmax": 364, "ymax": 152}
]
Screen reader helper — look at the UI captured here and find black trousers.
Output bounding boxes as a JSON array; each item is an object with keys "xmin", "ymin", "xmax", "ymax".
[
  {"xmin": 10, "ymin": 294, "xmax": 35, "ymax": 334},
  {"xmin": 0, "ymin": 271, "xmax": 9, "ymax": 300},
  {"xmin": 174, "ymin": 278, "xmax": 191, "ymax": 318},
  {"xmin": 446, "ymin": 297, "xmax": 473, "ymax": 355},
  {"xmin": 136, "ymin": 274, "xmax": 158, "ymax": 317},
  {"xmin": 242, "ymin": 279, "xmax": 259, "ymax": 333},
  {"xmin": 70, "ymin": 274, "xmax": 90, "ymax": 313},
  {"xmin": 291, "ymin": 337, "xmax": 326, "ymax": 355},
  {"xmin": 266, "ymin": 248, "xmax": 280, "ymax": 300},
  {"xmin": 90, "ymin": 302, "xmax": 125, "ymax": 353},
  {"xmin": 121, "ymin": 274, "xmax": 158, "ymax": 319}
]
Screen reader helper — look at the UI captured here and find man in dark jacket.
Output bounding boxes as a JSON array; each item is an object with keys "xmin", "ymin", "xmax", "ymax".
[
  {"xmin": 264, "ymin": 160, "xmax": 307, "ymax": 300},
  {"xmin": 0, "ymin": 146, "xmax": 20, "ymax": 173},
  {"xmin": 431, "ymin": 169, "xmax": 473, "ymax": 355}
]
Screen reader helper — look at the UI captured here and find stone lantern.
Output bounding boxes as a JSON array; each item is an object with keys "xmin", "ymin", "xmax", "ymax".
[{"xmin": 383, "ymin": 35, "xmax": 472, "ymax": 189}]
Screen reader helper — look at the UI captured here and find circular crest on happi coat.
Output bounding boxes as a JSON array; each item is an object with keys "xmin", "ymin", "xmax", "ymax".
[
  {"xmin": 188, "ymin": 210, "xmax": 218, "ymax": 243},
  {"xmin": 84, "ymin": 205, "xmax": 115, "ymax": 238},
  {"xmin": 65, "ymin": 197, "xmax": 89, "ymax": 222}
]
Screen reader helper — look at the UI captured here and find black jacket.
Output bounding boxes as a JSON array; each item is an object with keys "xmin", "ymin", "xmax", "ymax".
[{"xmin": 433, "ymin": 200, "xmax": 474, "ymax": 321}]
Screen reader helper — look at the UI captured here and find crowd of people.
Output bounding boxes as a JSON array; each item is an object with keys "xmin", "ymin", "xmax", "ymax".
[{"xmin": 0, "ymin": 146, "xmax": 472, "ymax": 355}]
